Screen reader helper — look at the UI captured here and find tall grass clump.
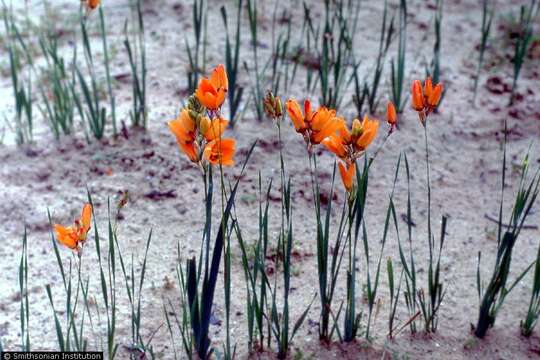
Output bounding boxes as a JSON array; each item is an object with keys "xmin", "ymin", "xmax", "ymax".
[
  {"xmin": 38, "ymin": 32, "xmax": 76, "ymax": 139},
  {"xmin": 3, "ymin": 4, "xmax": 33, "ymax": 145},
  {"xmin": 521, "ymin": 240, "xmax": 540, "ymax": 336},
  {"xmin": 391, "ymin": 0, "xmax": 408, "ymax": 113},
  {"xmin": 73, "ymin": 16, "xmax": 107, "ymax": 141},
  {"xmin": 19, "ymin": 228, "xmax": 30, "ymax": 351},
  {"xmin": 426, "ymin": 0, "xmax": 443, "ymax": 102},
  {"xmin": 475, "ymin": 130, "xmax": 540, "ymax": 338},
  {"xmin": 124, "ymin": 0, "xmax": 147, "ymax": 128},
  {"xmin": 185, "ymin": 0, "xmax": 207, "ymax": 94},
  {"xmin": 99, "ymin": 6, "xmax": 117, "ymax": 135},
  {"xmin": 509, "ymin": 0, "xmax": 539, "ymax": 105},
  {"xmin": 245, "ymin": 0, "xmax": 265, "ymax": 121},
  {"xmin": 472, "ymin": 0, "xmax": 494, "ymax": 104},
  {"xmin": 220, "ymin": 1, "xmax": 244, "ymax": 127},
  {"xmin": 353, "ymin": 0, "xmax": 394, "ymax": 115},
  {"xmin": 317, "ymin": 0, "xmax": 360, "ymax": 110}
]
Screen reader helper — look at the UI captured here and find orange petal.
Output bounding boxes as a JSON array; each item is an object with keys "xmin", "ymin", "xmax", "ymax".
[
  {"xmin": 80, "ymin": 203, "xmax": 92, "ymax": 234},
  {"xmin": 196, "ymin": 78, "xmax": 219, "ymax": 109},
  {"xmin": 411, "ymin": 80, "xmax": 424, "ymax": 111},
  {"xmin": 304, "ymin": 100, "xmax": 313, "ymax": 123},
  {"xmin": 204, "ymin": 117, "xmax": 229, "ymax": 141},
  {"xmin": 179, "ymin": 141, "xmax": 199, "ymax": 163},
  {"xmin": 322, "ymin": 135, "xmax": 347, "ymax": 158},
  {"xmin": 356, "ymin": 118, "xmax": 379, "ymax": 150},
  {"xmin": 54, "ymin": 224, "xmax": 78, "ymax": 249},
  {"xmin": 210, "ymin": 64, "xmax": 228, "ymax": 92},
  {"xmin": 286, "ymin": 99, "xmax": 306, "ymax": 131},
  {"xmin": 424, "ymin": 77, "xmax": 433, "ymax": 101},
  {"xmin": 168, "ymin": 109, "xmax": 196, "ymax": 143},
  {"xmin": 338, "ymin": 162, "xmax": 355, "ymax": 192},
  {"xmin": 428, "ymin": 83, "xmax": 443, "ymax": 107}
]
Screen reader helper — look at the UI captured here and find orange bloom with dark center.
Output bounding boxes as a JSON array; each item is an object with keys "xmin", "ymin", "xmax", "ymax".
[
  {"xmin": 286, "ymin": 98, "xmax": 341, "ymax": 148},
  {"xmin": 203, "ymin": 138, "xmax": 236, "ymax": 166},
  {"xmin": 322, "ymin": 115, "xmax": 379, "ymax": 164},
  {"xmin": 195, "ymin": 64, "xmax": 228, "ymax": 111},
  {"xmin": 168, "ymin": 109, "xmax": 199, "ymax": 163},
  {"xmin": 54, "ymin": 203, "xmax": 92, "ymax": 253},
  {"xmin": 338, "ymin": 162, "xmax": 356, "ymax": 193},
  {"xmin": 411, "ymin": 77, "xmax": 443, "ymax": 123}
]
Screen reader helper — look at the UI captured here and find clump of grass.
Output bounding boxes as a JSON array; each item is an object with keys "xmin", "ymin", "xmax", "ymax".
[
  {"xmin": 185, "ymin": 0, "xmax": 207, "ymax": 94},
  {"xmin": 472, "ymin": 0, "xmax": 494, "ymax": 105},
  {"xmin": 19, "ymin": 228, "xmax": 30, "ymax": 351},
  {"xmin": 353, "ymin": 0, "xmax": 394, "ymax": 115},
  {"xmin": 3, "ymin": 4, "xmax": 33, "ymax": 145},
  {"xmin": 245, "ymin": 0, "xmax": 264, "ymax": 121},
  {"xmin": 235, "ymin": 174, "xmax": 272, "ymax": 352},
  {"xmin": 38, "ymin": 31, "xmax": 76, "ymax": 139},
  {"xmin": 318, "ymin": 0, "xmax": 360, "ymax": 110},
  {"xmin": 263, "ymin": 177, "xmax": 314, "ymax": 360},
  {"xmin": 426, "ymin": 0, "xmax": 443, "ymax": 100},
  {"xmin": 99, "ymin": 6, "xmax": 117, "ymax": 136},
  {"xmin": 475, "ymin": 130, "xmax": 540, "ymax": 338},
  {"xmin": 220, "ymin": 1, "xmax": 244, "ymax": 127},
  {"xmin": 521, "ymin": 240, "xmax": 540, "ymax": 336},
  {"xmin": 73, "ymin": 16, "xmax": 107, "ymax": 141},
  {"xmin": 124, "ymin": 0, "xmax": 147, "ymax": 129},
  {"xmin": 391, "ymin": 0, "xmax": 408, "ymax": 113},
  {"xmin": 509, "ymin": 0, "xmax": 539, "ymax": 105},
  {"xmin": 386, "ymin": 257, "xmax": 403, "ymax": 339},
  {"xmin": 362, "ymin": 156, "xmax": 401, "ymax": 340}
]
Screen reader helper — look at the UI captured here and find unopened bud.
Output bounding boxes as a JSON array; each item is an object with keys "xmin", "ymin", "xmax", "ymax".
[
  {"xmin": 199, "ymin": 116, "xmax": 211, "ymax": 136},
  {"xmin": 187, "ymin": 95, "xmax": 204, "ymax": 114},
  {"xmin": 263, "ymin": 92, "xmax": 283, "ymax": 119},
  {"xmin": 351, "ymin": 118, "xmax": 363, "ymax": 137}
]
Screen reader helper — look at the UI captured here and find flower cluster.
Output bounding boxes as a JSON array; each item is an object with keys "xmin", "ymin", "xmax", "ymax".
[
  {"xmin": 286, "ymin": 99, "xmax": 343, "ymax": 150},
  {"xmin": 411, "ymin": 77, "xmax": 443, "ymax": 124},
  {"xmin": 168, "ymin": 64, "xmax": 235, "ymax": 167},
  {"xmin": 285, "ymin": 98, "xmax": 393, "ymax": 193},
  {"xmin": 54, "ymin": 203, "xmax": 92, "ymax": 255}
]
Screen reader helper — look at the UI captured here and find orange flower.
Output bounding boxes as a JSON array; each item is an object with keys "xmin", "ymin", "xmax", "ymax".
[
  {"xmin": 286, "ymin": 98, "xmax": 342, "ymax": 147},
  {"xmin": 322, "ymin": 115, "xmax": 379, "ymax": 162},
  {"xmin": 338, "ymin": 162, "xmax": 355, "ymax": 193},
  {"xmin": 195, "ymin": 64, "xmax": 228, "ymax": 111},
  {"xmin": 83, "ymin": 0, "xmax": 101, "ymax": 11},
  {"xmin": 411, "ymin": 77, "xmax": 443, "ymax": 123},
  {"xmin": 386, "ymin": 101, "xmax": 397, "ymax": 127},
  {"xmin": 310, "ymin": 107, "xmax": 341, "ymax": 144},
  {"xmin": 203, "ymin": 138, "xmax": 236, "ymax": 166},
  {"xmin": 54, "ymin": 203, "xmax": 92, "ymax": 253},
  {"xmin": 168, "ymin": 109, "xmax": 199, "ymax": 163}
]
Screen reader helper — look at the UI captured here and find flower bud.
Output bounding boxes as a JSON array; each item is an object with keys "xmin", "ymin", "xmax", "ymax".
[
  {"xmin": 386, "ymin": 101, "xmax": 397, "ymax": 126},
  {"xmin": 351, "ymin": 118, "xmax": 363, "ymax": 137}
]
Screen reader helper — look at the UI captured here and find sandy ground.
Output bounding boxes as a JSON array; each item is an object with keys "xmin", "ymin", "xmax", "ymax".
[{"xmin": 1, "ymin": 0, "xmax": 540, "ymax": 359}]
